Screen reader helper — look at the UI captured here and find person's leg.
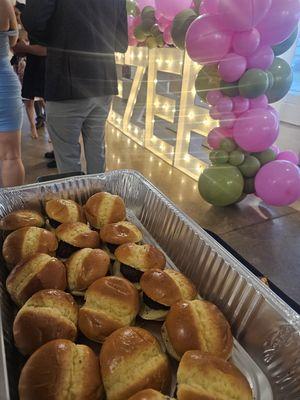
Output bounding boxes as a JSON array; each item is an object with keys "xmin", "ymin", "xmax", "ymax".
[
  {"xmin": 34, "ymin": 100, "xmax": 45, "ymax": 128},
  {"xmin": 0, "ymin": 131, "xmax": 25, "ymax": 187},
  {"xmin": 24, "ymin": 99, "xmax": 38, "ymax": 139},
  {"xmin": 81, "ymin": 96, "xmax": 112, "ymax": 174},
  {"xmin": 46, "ymin": 99, "xmax": 88, "ymax": 173}
]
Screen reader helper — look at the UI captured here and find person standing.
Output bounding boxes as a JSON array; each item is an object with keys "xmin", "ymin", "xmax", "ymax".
[
  {"xmin": 0, "ymin": 0, "xmax": 25, "ymax": 187},
  {"xmin": 21, "ymin": 0, "xmax": 128, "ymax": 174}
]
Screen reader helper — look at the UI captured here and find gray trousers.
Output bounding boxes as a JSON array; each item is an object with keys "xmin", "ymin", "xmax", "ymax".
[{"xmin": 46, "ymin": 96, "xmax": 112, "ymax": 174}]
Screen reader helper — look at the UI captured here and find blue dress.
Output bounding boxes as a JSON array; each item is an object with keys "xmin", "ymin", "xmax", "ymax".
[{"xmin": 0, "ymin": 31, "xmax": 23, "ymax": 132}]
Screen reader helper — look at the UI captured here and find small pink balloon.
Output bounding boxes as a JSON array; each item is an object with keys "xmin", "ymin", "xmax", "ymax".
[
  {"xmin": 233, "ymin": 108, "xmax": 279, "ymax": 152},
  {"xmin": 255, "ymin": 160, "xmax": 300, "ymax": 206},
  {"xmin": 158, "ymin": 15, "xmax": 171, "ymax": 31},
  {"xmin": 155, "ymin": 0, "xmax": 194, "ymax": 20},
  {"xmin": 207, "ymin": 127, "xmax": 226, "ymax": 149},
  {"xmin": 219, "ymin": 112, "xmax": 236, "ymax": 128},
  {"xmin": 268, "ymin": 105, "xmax": 280, "ymax": 120},
  {"xmin": 232, "ymin": 29, "xmax": 261, "ymax": 56},
  {"xmin": 209, "ymin": 106, "xmax": 222, "ymax": 120},
  {"xmin": 219, "ymin": 53, "xmax": 247, "ymax": 82},
  {"xmin": 233, "ymin": 96, "xmax": 250, "ymax": 115},
  {"xmin": 215, "ymin": 97, "xmax": 233, "ymax": 113},
  {"xmin": 219, "ymin": 0, "xmax": 272, "ymax": 32},
  {"xmin": 163, "ymin": 24, "xmax": 173, "ymax": 45},
  {"xmin": 247, "ymin": 46, "xmax": 275, "ymax": 70},
  {"xmin": 129, "ymin": 36, "xmax": 139, "ymax": 46},
  {"xmin": 186, "ymin": 15, "xmax": 233, "ymax": 65},
  {"xmin": 206, "ymin": 90, "xmax": 223, "ymax": 106},
  {"xmin": 250, "ymin": 95, "xmax": 269, "ymax": 109},
  {"xmin": 199, "ymin": 0, "xmax": 220, "ymax": 14},
  {"xmin": 271, "ymin": 144, "xmax": 280, "ymax": 156},
  {"xmin": 277, "ymin": 151, "xmax": 299, "ymax": 165},
  {"xmin": 138, "ymin": 0, "xmax": 155, "ymax": 10}
]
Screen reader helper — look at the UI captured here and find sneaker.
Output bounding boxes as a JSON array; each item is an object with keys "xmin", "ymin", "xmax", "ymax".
[
  {"xmin": 44, "ymin": 151, "xmax": 55, "ymax": 159},
  {"xmin": 47, "ymin": 160, "xmax": 57, "ymax": 169}
]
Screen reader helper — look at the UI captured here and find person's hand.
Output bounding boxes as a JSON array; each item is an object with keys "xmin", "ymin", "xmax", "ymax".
[{"xmin": 13, "ymin": 39, "xmax": 28, "ymax": 56}]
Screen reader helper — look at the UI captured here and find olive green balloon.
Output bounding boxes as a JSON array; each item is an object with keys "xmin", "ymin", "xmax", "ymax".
[
  {"xmin": 239, "ymin": 69, "xmax": 269, "ymax": 99},
  {"xmin": 221, "ymin": 80, "xmax": 240, "ymax": 97},
  {"xmin": 272, "ymin": 27, "xmax": 298, "ymax": 56},
  {"xmin": 210, "ymin": 150, "xmax": 229, "ymax": 165},
  {"xmin": 127, "ymin": 0, "xmax": 138, "ymax": 15},
  {"xmin": 244, "ymin": 178, "xmax": 255, "ymax": 194},
  {"xmin": 141, "ymin": 6, "xmax": 155, "ymax": 19},
  {"xmin": 156, "ymin": 34, "xmax": 164, "ymax": 47},
  {"xmin": 239, "ymin": 155, "xmax": 261, "ymax": 178},
  {"xmin": 253, "ymin": 149, "xmax": 276, "ymax": 165},
  {"xmin": 198, "ymin": 165, "xmax": 244, "ymax": 207},
  {"xmin": 171, "ymin": 9, "xmax": 197, "ymax": 50},
  {"xmin": 150, "ymin": 24, "xmax": 161, "ymax": 38},
  {"xmin": 220, "ymin": 138, "xmax": 237, "ymax": 153},
  {"xmin": 145, "ymin": 36, "xmax": 157, "ymax": 49},
  {"xmin": 134, "ymin": 25, "xmax": 148, "ymax": 42},
  {"xmin": 229, "ymin": 150, "xmax": 245, "ymax": 166},
  {"xmin": 266, "ymin": 58, "xmax": 293, "ymax": 103},
  {"xmin": 195, "ymin": 65, "xmax": 221, "ymax": 103},
  {"xmin": 267, "ymin": 71, "xmax": 274, "ymax": 90}
]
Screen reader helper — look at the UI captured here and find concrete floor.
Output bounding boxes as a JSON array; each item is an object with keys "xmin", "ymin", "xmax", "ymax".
[{"xmin": 21, "ymin": 121, "xmax": 300, "ymax": 306}]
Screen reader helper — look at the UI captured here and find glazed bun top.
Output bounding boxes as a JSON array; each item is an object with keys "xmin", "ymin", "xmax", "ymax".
[
  {"xmin": 100, "ymin": 221, "xmax": 142, "ymax": 245},
  {"xmin": 55, "ymin": 222, "xmax": 100, "ymax": 248},
  {"xmin": 45, "ymin": 199, "xmax": 85, "ymax": 224},
  {"xmin": 85, "ymin": 192, "xmax": 126, "ymax": 229},
  {"xmin": 140, "ymin": 269, "xmax": 197, "ymax": 306},
  {"xmin": 128, "ymin": 389, "xmax": 174, "ymax": 400},
  {"xmin": 0, "ymin": 210, "xmax": 45, "ymax": 231},
  {"xmin": 115, "ymin": 243, "xmax": 166, "ymax": 272}
]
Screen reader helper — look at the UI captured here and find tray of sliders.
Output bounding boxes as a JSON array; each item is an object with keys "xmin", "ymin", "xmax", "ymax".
[{"xmin": 0, "ymin": 170, "xmax": 299, "ymax": 400}]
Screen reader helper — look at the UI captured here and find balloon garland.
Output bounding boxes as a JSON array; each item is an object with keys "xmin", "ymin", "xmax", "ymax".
[{"xmin": 126, "ymin": 0, "xmax": 300, "ymax": 207}]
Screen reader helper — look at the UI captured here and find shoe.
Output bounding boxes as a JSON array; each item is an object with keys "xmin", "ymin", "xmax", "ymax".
[
  {"xmin": 47, "ymin": 160, "xmax": 57, "ymax": 169},
  {"xmin": 44, "ymin": 151, "xmax": 55, "ymax": 159},
  {"xmin": 36, "ymin": 119, "xmax": 45, "ymax": 129}
]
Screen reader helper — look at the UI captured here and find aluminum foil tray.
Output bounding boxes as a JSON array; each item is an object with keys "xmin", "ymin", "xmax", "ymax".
[{"xmin": 0, "ymin": 170, "xmax": 299, "ymax": 400}]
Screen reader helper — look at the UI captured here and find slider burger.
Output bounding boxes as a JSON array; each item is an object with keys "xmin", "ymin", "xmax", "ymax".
[
  {"xmin": 177, "ymin": 351, "xmax": 253, "ymax": 400},
  {"xmin": 6, "ymin": 253, "xmax": 67, "ymax": 306},
  {"xmin": 128, "ymin": 389, "xmax": 175, "ymax": 400},
  {"xmin": 13, "ymin": 289, "xmax": 78, "ymax": 355},
  {"xmin": 139, "ymin": 268, "xmax": 197, "ymax": 321},
  {"xmin": 85, "ymin": 192, "xmax": 126, "ymax": 229},
  {"xmin": 19, "ymin": 339, "xmax": 104, "ymax": 400},
  {"xmin": 114, "ymin": 243, "xmax": 166, "ymax": 289},
  {"xmin": 2, "ymin": 227, "xmax": 58, "ymax": 268},
  {"xmin": 100, "ymin": 221, "xmax": 143, "ymax": 259},
  {"xmin": 66, "ymin": 248, "xmax": 110, "ymax": 296},
  {"xmin": 55, "ymin": 222, "xmax": 100, "ymax": 258},
  {"xmin": 0, "ymin": 209, "xmax": 45, "ymax": 231},
  {"xmin": 100, "ymin": 327, "xmax": 171, "ymax": 400},
  {"xmin": 162, "ymin": 299, "xmax": 233, "ymax": 361},
  {"xmin": 45, "ymin": 198, "xmax": 85, "ymax": 229}
]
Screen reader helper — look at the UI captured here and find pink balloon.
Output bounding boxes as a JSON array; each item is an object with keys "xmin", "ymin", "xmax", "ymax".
[
  {"xmin": 232, "ymin": 29, "xmax": 261, "ymax": 56},
  {"xmin": 207, "ymin": 127, "xmax": 226, "ymax": 149},
  {"xmin": 250, "ymin": 95, "xmax": 269, "ymax": 109},
  {"xmin": 157, "ymin": 16, "xmax": 171, "ymax": 31},
  {"xmin": 255, "ymin": 160, "xmax": 300, "ymax": 206},
  {"xmin": 163, "ymin": 24, "xmax": 173, "ymax": 44},
  {"xmin": 206, "ymin": 90, "xmax": 223, "ymax": 106},
  {"xmin": 155, "ymin": 0, "xmax": 194, "ymax": 20},
  {"xmin": 186, "ymin": 15, "xmax": 233, "ymax": 65},
  {"xmin": 219, "ymin": 112, "xmax": 236, "ymax": 128},
  {"xmin": 129, "ymin": 37, "xmax": 138, "ymax": 46},
  {"xmin": 199, "ymin": 0, "xmax": 220, "ymax": 15},
  {"xmin": 257, "ymin": 0, "xmax": 300, "ymax": 46},
  {"xmin": 219, "ymin": 0, "xmax": 272, "ymax": 32},
  {"xmin": 271, "ymin": 144, "xmax": 280, "ymax": 156},
  {"xmin": 219, "ymin": 53, "xmax": 247, "ymax": 82},
  {"xmin": 233, "ymin": 108, "xmax": 279, "ymax": 152},
  {"xmin": 233, "ymin": 96, "xmax": 250, "ymax": 115},
  {"xmin": 277, "ymin": 151, "xmax": 299, "ymax": 165},
  {"xmin": 247, "ymin": 46, "xmax": 275, "ymax": 70},
  {"xmin": 215, "ymin": 97, "xmax": 233, "ymax": 113},
  {"xmin": 268, "ymin": 106, "xmax": 280, "ymax": 121},
  {"xmin": 209, "ymin": 106, "xmax": 222, "ymax": 120},
  {"xmin": 138, "ymin": 0, "xmax": 155, "ymax": 10}
]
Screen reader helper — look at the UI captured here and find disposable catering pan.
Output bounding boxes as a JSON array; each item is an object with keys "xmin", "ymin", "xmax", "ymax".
[{"xmin": 0, "ymin": 170, "xmax": 299, "ymax": 400}]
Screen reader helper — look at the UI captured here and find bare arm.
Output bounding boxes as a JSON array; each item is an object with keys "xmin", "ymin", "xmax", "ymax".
[
  {"xmin": 13, "ymin": 40, "xmax": 47, "ymax": 56},
  {"xmin": 0, "ymin": 0, "xmax": 19, "ymax": 46}
]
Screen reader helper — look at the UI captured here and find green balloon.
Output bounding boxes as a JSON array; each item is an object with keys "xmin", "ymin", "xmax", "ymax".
[
  {"xmin": 145, "ymin": 36, "xmax": 157, "ymax": 49},
  {"xmin": 134, "ymin": 25, "xmax": 148, "ymax": 42},
  {"xmin": 244, "ymin": 178, "xmax": 255, "ymax": 194},
  {"xmin": 141, "ymin": 6, "xmax": 155, "ymax": 19},
  {"xmin": 195, "ymin": 65, "xmax": 221, "ymax": 103},
  {"xmin": 272, "ymin": 27, "xmax": 299, "ymax": 56},
  {"xmin": 267, "ymin": 71, "xmax": 274, "ymax": 90},
  {"xmin": 156, "ymin": 34, "xmax": 164, "ymax": 47},
  {"xmin": 239, "ymin": 69, "xmax": 269, "ymax": 99},
  {"xmin": 229, "ymin": 150, "xmax": 245, "ymax": 166},
  {"xmin": 221, "ymin": 80, "xmax": 240, "ymax": 97},
  {"xmin": 239, "ymin": 155, "xmax": 261, "ymax": 178},
  {"xmin": 171, "ymin": 9, "xmax": 197, "ymax": 50},
  {"xmin": 210, "ymin": 150, "xmax": 229, "ymax": 165},
  {"xmin": 198, "ymin": 165, "xmax": 244, "ymax": 207},
  {"xmin": 150, "ymin": 24, "xmax": 161, "ymax": 38},
  {"xmin": 266, "ymin": 58, "xmax": 293, "ymax": 103},
  {"xmin": 126, "ymin": 0, "xmax": 138, "ymax": 15},
  {"xmin": 253, "ymin": 149, "xmax": 276, "ymax": 165},
  {"xmin": 220, "ymin": 138, "xmax": 237, "ymax": 153}
]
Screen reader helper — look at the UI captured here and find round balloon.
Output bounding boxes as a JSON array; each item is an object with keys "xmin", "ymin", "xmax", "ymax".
[
  {"xmin": 221, "ymin": 80, "xmax": 240, "ymax": 97},
  {"xmin": 239, "ymin": 155, "xmax": 261, "ymax": 178},
  {"xmin": 220, "ymin": 138, "xmax": 236, "ymax": 152},
  {"xmin": 195, "ymin": 64, "xmax": 221, "ymax": 103},
  {"xmin": 219, "ymin": 112, "xmax": 236, "ymax": 129},
  {"xmin": 253, "ymin": 149, "xmax": 277, "ymax": 165},
  {"xmin": 257, "ymin": 0, "xmax": 300, "ymax": 46},
  {"xmin": 207, "ymin": 90, "xmax": 223, "ymax": 106},
  {"xmin": 219, "ymin": 0, "xmax": 272, "ymax": 32},
  {"xmin": 209, "ymin": 150, "xmax": 229, "ymax": 164},
  {"xmin": 215, "ymin": 97, "xmax": 233, "ymax": 113},
  {"xmin": 200, "ymin": 0, "xmax": 220, "ymax": 14},
  {"xmin": 271, "ymin": 144, "xmax": 280, "ymax": 156},
  {"xmin": 232, "ymin": 29, "xmax": 261, "ymax": 56},
  {"xmin": 219, "ymin": 53, "xmax": 247, "ymax": 83},
  {"xmin": 171, "ymin": 9, "xmax": 197, "ymax": 50},
  {"xmin": 163, "ymin": 24, "xmax": 173, "ymax": 45},
  {"xmin": 255, "ymin": 160, "xmax": 300, "ymax": 206},
  {"xmin": 272, "ymin": 27, "xmax": 299, "ymax": 56},
  {"xmin": 266, "ymin": 58, "xmax": 293, "ymax": 103},
  {"xmin": 233, "ymin": 108, "xmax": 279, "ymax": 152},
  {"xmin": 155, "ymin": 0, "xmax": 194, "ymax": 20},
  {"xmin": 277, "ymin": 150, "xmax": 299, "ymax": 165},
  {"xmin": 158, "ymin": 15, "xmax": 171, "ymax": 31},
  {"xmin": 233, "ymin": 96, "xmax": 250, "ymax": 115},
  {"xmin": 186, "ymin": 15, "xmax": 233, "ymax": 64},
  {"xmin": 229, "ymin": 150, "xmax": 245, "ymax": 166},
  {"xmin": 250, "ymin": 95, "xmax": 269, "ymax": 109},
  {"xmin": 207, "ymin": 127, "xmax": 226, "ymax": 149},
  {"xmin": 198, "ymin": 165, "xmax": 244, "ymax": 206},
  {"xmin": 239, "ymin": 69, "xmax": 269, "ymax": 99},
  {"xmin": 247, "ymin": 46, "xmax": 275, "ymax": 70}
]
